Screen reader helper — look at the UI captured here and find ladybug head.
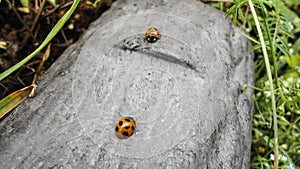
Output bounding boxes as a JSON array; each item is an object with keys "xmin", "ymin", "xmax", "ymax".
[{"xmin": 147, "ymin": 36, "xmax": 157, "ymax": 43}]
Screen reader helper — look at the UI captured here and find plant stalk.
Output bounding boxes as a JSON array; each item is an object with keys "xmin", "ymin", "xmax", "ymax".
[{"xmin": 248, "ymin": 0, "xmax": 279, "ymax": 168}]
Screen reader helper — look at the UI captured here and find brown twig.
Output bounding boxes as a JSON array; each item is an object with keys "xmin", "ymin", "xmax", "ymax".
[
  {"xmin": 30, "ymin": 0, "xmax": 46, "ymax": 33},
  {"xmin": 24, "ymin": 60, "xmax": 41, "ymax": 67},
  {"xmin": 43, "ymin": 1, "xmax": 73, "ymax": 17},
  {"xmin": 32, "ymin": 44, "xmax": 51, "ymax": 85},
  {"xmin": 60, "ymin": 29, "xmax": 73, "ymax": 45},
  {"xmin": 0, "ymin": 83, "xmax": 10, "ymax": 93},
  {"xmin": 16, "ymin": 76, "xmax": 26, "ymax": 86},
  {"xmin": 30, "ymin": 44, "xmax": 51, "ymax": 97},
  {"xmin": 33, "ymin": 24, "xmax": 40, "ymax": 40},
  {"xmin": 34, "ymin": 0, "xmax": 39, "ymax": 12},
  {"xmin": 43, "ymin": 5, "xmax": 60, "ymax": 17},
  {"xmin": 59, "ymin": 1, "xmax": 75, "ymax": 10},
  {"xmin": 43, "ymin": 1, "xmax": 74, "ymax": 18},
  {"xmin": 242, "ymin": 5, "xmax": 250, "ymax": 29}
]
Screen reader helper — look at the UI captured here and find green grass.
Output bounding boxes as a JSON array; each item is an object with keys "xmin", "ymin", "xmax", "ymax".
[{"xmin": 224, "ymin": 0, "xmax": 300, "ymax": 168}]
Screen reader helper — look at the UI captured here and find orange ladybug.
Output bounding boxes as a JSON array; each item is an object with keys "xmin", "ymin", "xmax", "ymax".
[
  {"xmin": 115, "ymin": 117, "xmax": 136, "ymax": 139},
  {"xmin": 145, "ymin": 27, "xmax": 161, "ymax": 43}
]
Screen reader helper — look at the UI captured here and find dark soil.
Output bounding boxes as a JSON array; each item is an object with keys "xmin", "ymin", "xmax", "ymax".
[{"xmin": 0, "ymin": 0, "xmax": 114, "ymax": 100}]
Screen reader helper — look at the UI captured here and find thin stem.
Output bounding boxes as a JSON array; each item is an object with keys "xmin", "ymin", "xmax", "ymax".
[
  {"xmin": 248, "ymin": 0, "xmax": 279, "ymax": 168},
  {"xmin": 270, "ymin": 16, "xmax": 280, "ymax": 85}
]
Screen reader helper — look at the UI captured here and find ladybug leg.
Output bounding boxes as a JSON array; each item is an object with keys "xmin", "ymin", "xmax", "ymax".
[
  {"xmin": 133, "ymin": 129, "xmax": 140, "ymax": 136},
  {"xmin": 117, "ymin": 112, "xmax": 123, "ymax": 117}
]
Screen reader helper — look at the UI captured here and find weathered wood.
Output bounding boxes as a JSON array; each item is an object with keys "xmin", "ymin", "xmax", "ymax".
[{"xmin": 0, "ymin": 0, "xmax": 254, "ymax": 168}]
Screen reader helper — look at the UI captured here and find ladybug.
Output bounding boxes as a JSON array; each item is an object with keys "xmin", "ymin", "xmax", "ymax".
[
  {"xmin": 145, "ymin": 27, "xmax": 161, "ymax": 43},
  {"xmin": 115, "ymin": 117, "xmax": 136, "ymax": 139}
]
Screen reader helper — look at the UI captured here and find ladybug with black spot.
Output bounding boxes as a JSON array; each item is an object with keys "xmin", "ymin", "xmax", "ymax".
[
  {"xmin": 145, "ymin": 27, "xmax": 161, "ymax": 43},
  {"xmin": 115, "ymin": 117, "xmax": 136, "ymax": 139}
]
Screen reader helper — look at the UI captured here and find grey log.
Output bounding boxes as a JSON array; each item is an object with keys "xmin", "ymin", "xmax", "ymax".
[{"xmin": 0, "ymin": 0, "xmax": 254, "ymax": 168}]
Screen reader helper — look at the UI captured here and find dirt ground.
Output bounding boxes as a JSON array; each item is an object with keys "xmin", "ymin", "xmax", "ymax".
[{"xmin": 0, "ymin": 0, "xmax": 113, "ymax": 100}]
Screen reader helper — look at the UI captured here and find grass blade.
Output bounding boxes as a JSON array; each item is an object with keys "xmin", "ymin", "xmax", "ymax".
[{"xmin": 0, "ymin": 85, "xmax": 34, "ymax": 119}]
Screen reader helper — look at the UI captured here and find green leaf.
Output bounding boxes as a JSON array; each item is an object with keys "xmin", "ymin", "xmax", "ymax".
[
  {"xmin": 283, "ymin": 0, "xmax": 300, "ymax": 6},
  {"xmin": 20, "ymin": 0, "xmax": 28, "ymax": 7},
  {"xmin": 292, "ymin": 37, "xmax": 300, "ymax": 54},
  {"xmin": 47, "ymin": 0, "xmax": 58, "ymax": 7},
  {"xmin": 226, "ymin": 5, "xmax": 236, "ymax": 18},
  {"xmin": 258, "ymin": 0, "xmax": 268, "ymax": 18},
  {"xmin": 278, "ymin": 116, "xmax": 290, "ymax": 126},
  {"xmin": 283, "ymin": 53, "xmax": 300, "ymax": 68},
  {"xmin": 252, "ymin": 41, "xmax": 270, "ymax": 51},
  {"xmin": 279, "ymin": 26, "xmax": 294, "ymax": 38},
  {"xmin": 279, "ymin": 18, "xmax": 295, "ymax": 38},
  {"xmin": 260, "ymin": 0, "xmax": 275, "ymax": 8},
  {"xmin": 238, "ymin": 8, "xmax": 245, "ymax": 23},
  {"xmin": 233, "ymin": 7, "xmax": 238, "ymax": 26},
  {"xmin": 278, "ymin": 44, "xmax": 291, "ymax": 58},
  {"xmin": 277, "ymin": 36, "xmax": 291, "ymax": 57},
  {"xmin": 277, "ymin": 36, "xmax": 289, "ymax": 51},
  {"xmin": 239, "ymin": 31, "xmax": 260, "ymax": 44},
  {"xmin": 0, "ymin": 85, "xmax": 34, "ymax": 119},
  {"xmin": 93, "ymin": 0, "xmax": 102, "ymax": 8},
  {"xmin": 274, "ymin": 0, "xmax": 300, "ymax": 33}
]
